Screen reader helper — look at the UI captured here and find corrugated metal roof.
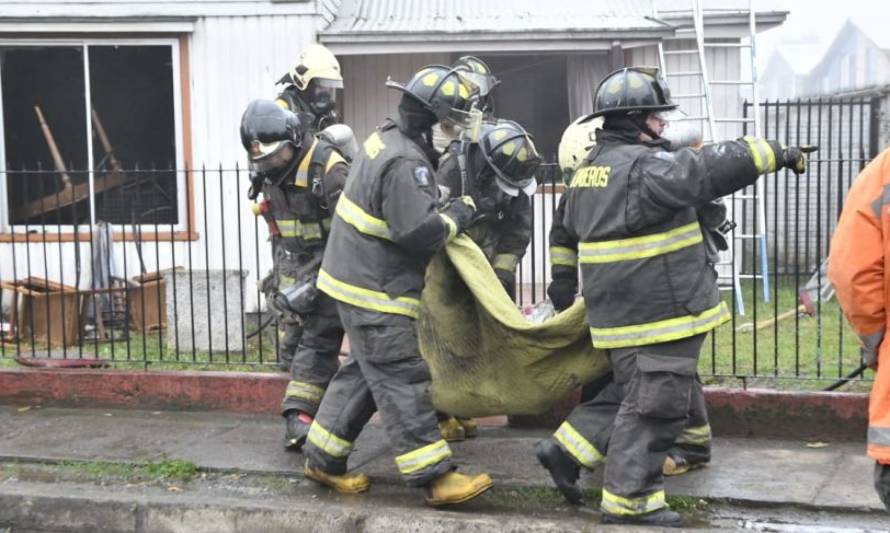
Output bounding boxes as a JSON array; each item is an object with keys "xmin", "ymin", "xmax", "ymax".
[{"xmin": 322, "ymin": 0, "xmax": 670, "ymax": 36}]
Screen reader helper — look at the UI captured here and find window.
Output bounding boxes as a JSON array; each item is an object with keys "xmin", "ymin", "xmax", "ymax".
[{"xmin": 0, "ymin": 39, "xmax": 184, "ymax": 231}]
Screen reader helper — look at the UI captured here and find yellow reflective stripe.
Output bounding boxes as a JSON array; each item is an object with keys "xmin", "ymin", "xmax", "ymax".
[
  {"xmin": 307, "ymin": 420, "xmax": 353, "ymax": 458},
  {"xmin": 277, "ymin": 219, "xmax": 323, "ymax": 240},
  {"xmin": 676, "ymin": 424, "xmax": 711, "ymax": 446},
  {"xmin": 325, "ymin": 150, "xmax": 347, "ymax": 173},
  {"xmin": 554, "ymin": 422, "xmax": 604, "ymax": 469},
  {"xmin": 590, "ymin": 302, "xmax": 730, "ymax": 349},
  {"xmin": 579, "ymin": 222, "xmax": 702, "ymax": 264},
  {"xmin": 335, "ymin": 195, "xmax": 393, "ymax": 241},
  {"xmin": 322, "ymin": 217, "xmax": 332, "ymax": 231},
  {"xmin": 743, "ymin": 136, "xmax": 777, "ymax": 175},
  {"xmin": 294, "ymin": 138, "xmax": 319, "ymax": 187},
  {"xmin": 317, "ymin": 268, "xmax": 419, "ymax": 318},
  {"xmin": 395, "ymin": 439, "xmax": 452, "ymax": 475},
  {"xmin": 601, "ymin": 489, "xmax": 666, "ymax": 516},
  {"xmin": 492, "ymin": 253, "xmax": 519, "ymax": 272},
  {"xmin": 285, "ymin": 380, "xmax": 325, "ymax": 405},
  {"xmin": 279, "ymin": 274, "xmax": 297, "ymax": 288},
  {"xmin": 550, "ymin": 246, "xmax": 578, "ymax": 267},
  {"xmin": 439, "ymin": 213, "xmax": 457, "ymax": 242}
]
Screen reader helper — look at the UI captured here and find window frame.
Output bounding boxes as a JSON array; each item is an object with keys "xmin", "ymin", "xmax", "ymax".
[{"xmin": 0, "ymin": 33, "xmax": 195, "ymax": 242}]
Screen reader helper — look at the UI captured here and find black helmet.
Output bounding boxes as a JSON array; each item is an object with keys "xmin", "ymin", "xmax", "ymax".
[
  {"xmin": 385, "ymin": 65, "xmax": 477, "ymax": 128},
  {"xmin": 239, "ymin": 99, "xmax": 304, "ymax": 185},
  {"xmin": 478, "ymin": 119, "xmax": 542, "ymax": 197},
  {"xmin": 592, "ymin": 67, "xmax": 677, "ymax": 118},
  {"xmin": 453, "ymin": 56, "xmax": 500, "ymax": 99}
]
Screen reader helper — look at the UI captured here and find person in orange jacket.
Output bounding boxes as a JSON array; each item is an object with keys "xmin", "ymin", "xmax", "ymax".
[{"xmin": 828, "ymin": 145, "xmax": 890, "ymax": 512}]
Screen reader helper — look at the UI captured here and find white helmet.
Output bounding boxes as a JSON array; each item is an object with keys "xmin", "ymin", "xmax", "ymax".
[
  {"xmin": 279, "ymin": 43, "xmax": 343, "ymax": 91},
  {"xmin": 558, "ymin": 114, "xmax": 603, "ymax": 174}
]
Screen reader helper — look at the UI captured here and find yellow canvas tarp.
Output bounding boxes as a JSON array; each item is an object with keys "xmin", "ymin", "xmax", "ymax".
[{"xmin": 419, "ymin": 235, "xmax": 609, "ymax": 417}]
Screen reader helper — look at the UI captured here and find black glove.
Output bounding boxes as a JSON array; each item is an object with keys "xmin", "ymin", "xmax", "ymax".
[
  {"xmin": 495, "ymin": 268, "xmax": 516, "ymax": 300},
  {"xmin": 768, "ymin": 141, "xmax": 818, "ymax": 175},
  {"xmin": 441, "ymin": 196, "xmax": 477, "ymax": 235},
  {"xmin": 547, "ymin": 277, "xmax": 577, "ymax": 312}
]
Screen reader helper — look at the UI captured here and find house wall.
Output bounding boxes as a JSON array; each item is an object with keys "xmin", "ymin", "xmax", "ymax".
[
  {"xmin": 0, "ymin": 8, "xmax": 323, "ymax": 313},
  {"xmin": 805, "ymin": 27, "xmax": 890, "ymax": 96}
]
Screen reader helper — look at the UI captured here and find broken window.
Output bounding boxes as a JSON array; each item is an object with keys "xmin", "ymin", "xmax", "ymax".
[{"xmin": 1, "ymin": 41, "xmax": 180, "ymax": 228}]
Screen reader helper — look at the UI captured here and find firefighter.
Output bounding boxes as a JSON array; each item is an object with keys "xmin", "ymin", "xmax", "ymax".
[
  {"xmin": 435, "ymin": 119, "xmax": 541, "ymax": 441},
  {"xmin": 452, "ymin": 55, "xmax": 499, "ymax": 118},
  {"xmin": 536, "ymin": 66, "xmax": 814, "ymax": 527},
  {"xmin": 301, "ymin": 65, "xmax": 493, "ymax": 505},
  {"xmin": 275, "ymin": 43, "xmax": 343, "ymax": 132},
  {"xmin": 555, "ymin": 114, "xmax": 717, "ymax": 477},
  {"xmin": 828, "ymin": 146, "xmax": 890, "ymax": 514},
  {"xmin": 240, "ymin": 99, "xmax": 349, "ymax": 452}
]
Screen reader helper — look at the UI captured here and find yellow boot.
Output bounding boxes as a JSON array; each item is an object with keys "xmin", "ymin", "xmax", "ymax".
[
  {"xmin": 304, "ymin": 461, "xmax": 370, "ymax": 494},
  {"xmin": 457, "ymin": 417, "xmax": 478, "ymax": 438},
  {"xmin": 425, "ymin": 471, "xmax": 493, "ymax": 507},
  {"xmin": 438, "ymin": 417, "xmax": 466, "ymax": 442}
]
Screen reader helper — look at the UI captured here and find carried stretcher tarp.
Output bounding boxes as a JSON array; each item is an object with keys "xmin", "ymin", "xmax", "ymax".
[{"xmin": 419, "ymin": 235, "xmax": 609, "ymax": 417}]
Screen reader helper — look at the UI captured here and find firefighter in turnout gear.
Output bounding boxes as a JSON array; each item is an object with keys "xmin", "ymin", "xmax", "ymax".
[
  {"xmin": 276, "ymin": 43, "xmax": 343, "ymax": 132},
  {"xmin": 435, "ymin": 119, "xmax": 541, "ymax": 441},
  {"xmin": 555, "ymin": 114, "xmax": 717, "ymax": 478},
  {"xmin": 240, "ymin": 99, "xmax": 349, "ymax": 452},
  {"xmin": 535, "ymin": 67, "xmax": 815, "ymax": 528},
  {"xmin": 302, "ymin": 65, "xmax": 493, "ymax": 505},
  {"xmin": 828, "ymin": 146, "xmax": 890, "ymax": 514}
]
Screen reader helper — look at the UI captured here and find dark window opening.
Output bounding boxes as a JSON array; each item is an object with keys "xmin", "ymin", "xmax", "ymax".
[{"xmin": 2, "ymin": 43, "xmax": 178, "ymax": 227}]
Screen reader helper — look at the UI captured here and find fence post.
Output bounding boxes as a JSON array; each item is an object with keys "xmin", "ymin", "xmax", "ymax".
[{"xmin": 870, "ymin": 95, "xmax": 883, "ymax": 159}]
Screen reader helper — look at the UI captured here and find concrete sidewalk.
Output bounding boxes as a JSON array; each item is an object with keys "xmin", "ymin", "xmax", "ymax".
[{"xmin": 0, "ymin": 404, "xmax": 886, "ymax": 532}]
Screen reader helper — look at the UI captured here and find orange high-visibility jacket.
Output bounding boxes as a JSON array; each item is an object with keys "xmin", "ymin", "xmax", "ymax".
[{"xmin": 829, "ymin": 146, "xmax": 890, "ymax": 463}]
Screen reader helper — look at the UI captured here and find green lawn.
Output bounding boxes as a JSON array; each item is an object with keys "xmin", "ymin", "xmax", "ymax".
[{"xmin": 1, "ymin": 278, "xmax": 873, "ymax": 391}]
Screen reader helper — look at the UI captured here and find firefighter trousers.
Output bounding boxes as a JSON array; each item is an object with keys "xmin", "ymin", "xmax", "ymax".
[
  {"xmin": 280, "ymin": 291, "xmax": 344, "ymax": 417},
  {"xmin": 303, "ymin": 302, "xmax": 453, "ymax": 487},
  {"xmin": 550, "ymin": 333, "xmax": 706, "ymax": 516}
]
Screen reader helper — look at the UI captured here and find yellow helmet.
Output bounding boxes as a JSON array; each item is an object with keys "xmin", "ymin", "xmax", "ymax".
[
  {"xmin": 279, "ymin": 44, "xmax": 343, "ymax": 91},
  {"xmin": 558, "ymin": 114, "xmax": 604, "ymax": 175}
]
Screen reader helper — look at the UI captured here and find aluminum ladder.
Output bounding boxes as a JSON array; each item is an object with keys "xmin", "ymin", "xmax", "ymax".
[{"xmin": 653, "ymin": 0, "xmax": 769, "ymax": 315}]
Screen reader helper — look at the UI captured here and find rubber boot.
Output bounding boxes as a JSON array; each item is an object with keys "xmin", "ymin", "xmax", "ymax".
[
  {"xmin": 438, "ymin": 417, "xmax": 466, "ymax": 442},
  {"xmin": 424, "ymin": 471, "xmax": 493, "ymax": 507},
  {"xmin": 304, "ymin": 461, "xmax": 370, "ymax": 494},
  {"xmin": 601, "ymin": 507, "xmax": 683, "ymax": 528},
  {"xmin": 284, "ymin": 411, "xmax": 312, "ymax": 452},
  {"xmin": 534, "ymin": 439, "xmax": 583, "ymax": 505},
  {"xmin": 663, "ymin": 453, "xmax": 708, "ymax": 476},
  {"xmin": 457, "ymin": 417, "xmax": 478, "ymax": 438}
]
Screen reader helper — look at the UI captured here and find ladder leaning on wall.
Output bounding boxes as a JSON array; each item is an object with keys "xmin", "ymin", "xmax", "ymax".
[{"xmin": 652, "ymin": 0, "xmax": 769, "ymax": 316}]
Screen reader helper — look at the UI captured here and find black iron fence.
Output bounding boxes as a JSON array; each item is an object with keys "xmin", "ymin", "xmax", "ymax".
[{"xmin": 0, "ymin": 97, "xmax": 881, "ymax": 389}]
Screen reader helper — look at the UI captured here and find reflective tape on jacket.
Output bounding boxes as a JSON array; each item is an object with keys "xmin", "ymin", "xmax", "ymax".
[
  {"xmin": 307, "ymin": 420, "xmax": 353, "ymax": 458},
  {"xmin": 550, "ymin": 246, "xmax": 578, "ymax": 268},
  {"xmin": 601, "ymin": 489, "xmax": 666, "ymax": 516},
  {"xmin": 395, "ymin": 439, "xmax": 452, "ymax": 475},
  {"xmin": 335, "ymin": 195, "xmax": 393, "ymax": 241},
  {"xmin": 285, "ymin": 380, "xmax": 325, "ymax": 405},
  {"xmin": 869, "ymin": 426, "xmax": 890, "ymax": 447},
  {"xmin": 589, "ymin": 302, "xmax": 730, "ymax": 348},
  {"xmin": 277, "ymin": 219, "xmax": 323, "ymax": 240},
  {"xmin": 675, "ymin": 423, "xmax": 712, "ymax": 446},
  {"xmin": 492, "ymin": 253, "xmax": 519, "ymax": 272},
  {"xmin": 316, "ymin": 268, "xmax": 420, "ymax": 318},
  {"xmin": 743, "ymin": 136, "xmax": 777, "ymax": 175},
  {"xmin": 578, "ymin": 221, "xmax": 703, "ymax": 264},
  {"xmin": 554, "ymin": 421, "xmax": 604, "ymax": 469}
]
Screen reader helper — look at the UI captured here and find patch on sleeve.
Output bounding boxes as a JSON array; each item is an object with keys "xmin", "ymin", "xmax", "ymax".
[
  {"xmin": 653, "ymin": 151, "xmax": 675, "ymax": 162},
  {"xmin": 414, "ymin": 166, "xmax": 430, "ymax": 186}
]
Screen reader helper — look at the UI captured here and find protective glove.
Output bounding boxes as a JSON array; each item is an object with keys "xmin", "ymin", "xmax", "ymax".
[
  {"xmin": 767, "ymin": 142, "xmax": 818, "ymax": 175},
  {"xmin": 441, "ymin": 195, "xmax": 477, "ymax": 235},
  {"xmin": 547, "ymin": 276, "xmax": 577, "ymax": 312},
  {"xmin": 495, "ymin": 268, "xmax": 516, "ymax": 299}
]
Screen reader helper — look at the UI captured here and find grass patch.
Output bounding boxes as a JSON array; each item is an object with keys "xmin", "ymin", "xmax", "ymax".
[{"xmin": 59, "ymin": 459, "xmax": 198, "ymax": 483}]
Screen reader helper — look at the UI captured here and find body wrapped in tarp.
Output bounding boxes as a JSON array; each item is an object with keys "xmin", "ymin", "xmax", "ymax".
[{"xmin": 418, "ymin": 235, "xmax": 610, "ymax": 417}]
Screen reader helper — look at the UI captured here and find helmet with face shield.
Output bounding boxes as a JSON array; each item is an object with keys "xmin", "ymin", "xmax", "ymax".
[
  {"xmin": 452, "ymin": 56, "xmax": 499, "ymax": 113},
  {"xmin": 277, "ymin": 44, "xmax": 344, "ymax": 116},
  {"xmin": 385, "ymin": 65, "xmax": 479, "ymax": 130},
  {"xmin": 476, "ymin": 119, "xmax": 542, "ymax": 198},
  {"xmin": 240, "ymin": 99, "xmax": 305, "ymax": 186}
]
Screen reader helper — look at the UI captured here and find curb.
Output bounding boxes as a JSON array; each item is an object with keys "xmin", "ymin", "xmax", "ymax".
[{"xmin": 0, "ymin": 367, "xmax": 869, "ymax": 440}]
